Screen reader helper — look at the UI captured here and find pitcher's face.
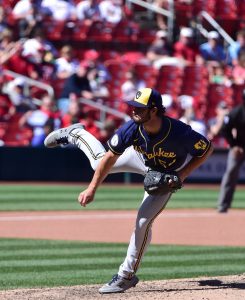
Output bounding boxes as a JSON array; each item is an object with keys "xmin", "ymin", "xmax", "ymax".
[{"xmin": 131, "ymin": 107, "xmax": 152, "ymax": 124}]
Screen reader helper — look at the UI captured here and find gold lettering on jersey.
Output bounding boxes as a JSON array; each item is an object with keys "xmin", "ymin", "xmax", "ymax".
[
  {"xmin": 134, "ymin": 146, "xmax": 176, "ymax": 159},
  {"xmin": 158, "ymin": 160, "xmax": 167, "ymax": 168},
  {"xmin": 194, "ymin": 139, "xmax": 207, "ymax": 150}
]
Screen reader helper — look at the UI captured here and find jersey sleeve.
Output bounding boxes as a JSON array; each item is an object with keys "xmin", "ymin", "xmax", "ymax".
[
  {"xmin": 107, "ymin": 120, "xmax": 135, "ymax": 155},
  {"xmin": 183, "ymin": 126, "xmax": 211, "ymax": 157}
]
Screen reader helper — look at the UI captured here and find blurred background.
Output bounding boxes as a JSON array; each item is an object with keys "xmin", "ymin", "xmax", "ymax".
[{"xmin": 0, "ymin": 0, "xmax": 245, "ymax": 183}]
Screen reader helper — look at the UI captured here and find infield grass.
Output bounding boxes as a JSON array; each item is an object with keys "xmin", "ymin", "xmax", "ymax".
[
  {"xmin": 0, "ymin": 238, "xmax": 245, "ymax": 290},
  {"xmin": 0, "ymin": 185, "xmax": 244, "ymax": 290},
  {"xmin": 0, "ymin": 184, "xmax": 245, "ymax": 211}
]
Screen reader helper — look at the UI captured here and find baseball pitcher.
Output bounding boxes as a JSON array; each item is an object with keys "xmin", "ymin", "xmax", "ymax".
[{"xmin": 44, "ymin": 88, "xmax": 213, "ymax": 294}]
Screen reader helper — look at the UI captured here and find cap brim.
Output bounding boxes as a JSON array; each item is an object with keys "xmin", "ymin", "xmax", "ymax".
[{"xmin": 127, "ymin": 100, "xmax": 148, "ymax": 108}]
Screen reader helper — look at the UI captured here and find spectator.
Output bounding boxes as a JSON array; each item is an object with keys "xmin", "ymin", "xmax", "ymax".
[
  {"xmin": 121, "ymin": 69, "xmax": 146, "ymax": 102},
  {"xmin": 231, "ymin": 51, "xmax": 245, "ymax": 85},
  {"xmin": 153, "ymin": 0, "xmax": 168, "ymax": 30},
  {"xmin": 76, "ymin": 0, "xmax": 101, "ymax": 26},
  {"xmin": 209, "ymin": 62, "xmax": 232, "ymax": 86},
  {"xmin": 60, "ymin": 97, "xmax": 101, "ymax": 139},
  {"xmin": 22, "ymin": 28, "xmax": 57, "ymax": 61},
  {"xmin": 41, "ymin": 0, "xmax": 77, "ymax": 21},
  {"xmin": 199, "ymin": 31, "xmax": 226, "ymax": 64},
  {"xmin": 99, "ymin": 118, "xmax": 116, "ymax": 144},
  {"xmin": 173, "ymin": 27, "xmax": 202, "ymax": 66},
  {"xmin": 87, "ymin": 66, "xmax": 110, "ymax": 100},
  {"xmin": 146, "ymin": 30, "xmax": 173, "ymax": 68},
  {"xmin": 6, "ymin": 28, "xmax": 57, "ymax": 82},
  {"xmin": 12, "ymin": 0, "xmax": 41, "ymax": 38},
  {"xmin": 82, "ymin": 111, "xmax": 102, "ymax": 140},
  {"xmin": 5, "ymin": 77, "xmax": 36, "ymax": 113},
  {"xmin": 19, "ymin": 93, "xmax": 60, "ymax": 146},
  {"xmin": 83, "ymin": 49, "xmax": 111, "ymax": 82},
  {"xmin": 118, "ymin": 68, "xmax": 146, "ymax": 113},
  {"xmin": 0, "ymin": 7, "xmax": 9, "ymax": 34},
  {"xmin": 0, "ymin": 75, "xmax": 15, "ymax": 121},
  {"xmin": 217, "ymin": 89, "xmax": 245, "ymax": 213},
  {"xmin": 61, "ymin": 97, "xmax": 83, "ymax": 127},
  {"xmin": 0, "ymin": 28, "xmax": 22, "ymax": 66},
  {"xmin": 179, "ymin": 95, "xmax": 207, "ymax": 136},
  {"xmin": 58, "ymin": 61, "xmax": 93, "ymax": 113},
  {"xmin": 99, "ymin": 0, "xmax": 123, "ymax": 24},
  {"xmin": 227, "ymin": 29, "xmax": 245, "ymax": 66},
  {"xmin": 55, "ymin": 45, "xmax": 79, "ymax": 79}
]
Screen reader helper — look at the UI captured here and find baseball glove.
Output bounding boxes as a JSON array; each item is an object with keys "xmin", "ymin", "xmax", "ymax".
[{"xmin": 144, "ymin": 170, "xmax": 182, "ymax": 195}]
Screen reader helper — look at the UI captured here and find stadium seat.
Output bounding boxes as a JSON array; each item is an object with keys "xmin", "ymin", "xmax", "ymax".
[
  {"xmin": 134, "ymin": 63, "xmax": 158, "ymax": 87},
  {"xmin": 174, "ymin": 1, "xmax": 193, "ymax": 27},
  {"xmin": 232, "ymin": 84, "xmax": 245, "ymax": 105},
  {"xmin": 105, "ymin": 60, "xmax": 131, "ymax": 80},
  {"xmin": 156, "ymin": 65, "xmax": 183, "ymax": 96},
  {"xmin": 137, "ymin": 28, "xmax": 157, "ymax": 44},
  {"xmin": 215, "ymin": 0, "xmax": 237, "ymax": 19},
  {"xmin": 121, "ymin": 52, "xmax": 145, "ymax": 65},
  {"xmin": 205, "ymin": 84, "xmax": 233, "ymax": 119},
  {"xmin": 43, "ymin": 21, "xmax": 70, "ymax": 41},
  {"xmin": 112, "ymin": 21, "xmax": 139, "ymax": 44},
  {"xmin": 72, "ymin": 21, "xmax": 89, "ymax": 41},
  {"xmin": 87, "ymin": 21, "xmax": 114, "ymax": 43},
  {"xmin": 2, "ymin": 114, "xmax": 32, "ymax": 146},
  {"xmin": 193, "ymin": 0, "xmax": 216, "ymax": 17},
  {"xmin": 180, "ymin": 65, "xmax": 209, "ymax": 101}
]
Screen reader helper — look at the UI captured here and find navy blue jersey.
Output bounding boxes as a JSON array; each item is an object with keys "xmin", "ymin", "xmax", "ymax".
[{"xmin": 107, "ymin": 117, "xmax": 211, "ymax": 172}]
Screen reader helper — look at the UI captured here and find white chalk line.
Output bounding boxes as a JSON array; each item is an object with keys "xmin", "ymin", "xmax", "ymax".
[{"xmin": 0, "ymin": 211, "xmax": 243, "ymax": 222}]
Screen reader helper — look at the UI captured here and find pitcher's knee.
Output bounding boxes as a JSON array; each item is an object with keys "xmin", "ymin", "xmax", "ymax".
[{"xmin": 137, "ymin": 218, "xmax": 151, "ymax": 231}]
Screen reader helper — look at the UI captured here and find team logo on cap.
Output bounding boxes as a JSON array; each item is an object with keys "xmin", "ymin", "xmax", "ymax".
[{"xmin": 136, "ymin": 91, "xmax": 142, "ymax": 99}]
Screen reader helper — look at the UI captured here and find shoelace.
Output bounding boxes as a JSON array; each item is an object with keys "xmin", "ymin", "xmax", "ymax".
[
  {"xmin": 109, "ymin": 274, "xmax": 120, "ymax": 285},
  {"xmin": 56, "ymin": 137, "xmax": 69, "ymax": 145}
]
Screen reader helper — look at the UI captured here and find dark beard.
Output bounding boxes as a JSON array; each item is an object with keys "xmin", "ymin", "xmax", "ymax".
[{"xmin": 132, "ymin": 110, "xmax": 151, "ymax": 124}]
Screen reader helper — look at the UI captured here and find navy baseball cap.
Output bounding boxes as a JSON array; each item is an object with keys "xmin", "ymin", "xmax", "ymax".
[{"xmin": 127, "ymin": 88, "xmax": 163, "ymax": 109}]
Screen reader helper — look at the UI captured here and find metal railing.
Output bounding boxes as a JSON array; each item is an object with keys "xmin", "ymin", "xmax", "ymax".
[
  {"xmin": 126, "ymin": 0, "xmax": 174, "ymax": 42},
  {"xmin": 199, "ymin": 11, "xmax": 235, "ymax": 46},
  {"xmin": 2, "ymin": 69, "xmax": 55, "ymax": 100},
  {"xmin": 79, "ymin": 98, "xmax": 130, "ymax": 128}
]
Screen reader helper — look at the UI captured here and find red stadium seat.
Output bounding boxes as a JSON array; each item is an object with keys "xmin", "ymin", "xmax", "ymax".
[
  {"xmin": 2, "ymin": 114, "xmax": 32, "ymax": 146},
  {"xmin": 87, "ymin": 21, "xmax": 114, "ymax": 43},
  {"xmin": 112, "ymin": 21, "xmax": 139, "ymax": 44},
  {"xmin": 205, "ymin": 84, "xmax": 233, "ymax": 119},
  {"xmin": 43, "ymin": 21, "xmax": 71, "ymax": 41},
  {"xmin": 156, "ymin": 65, "xmax": 183, "ymax": 97},
  {"xmin": 134, "ymin": 63, "xmax": 158, "ymax": 87},
  {"xmin": 72, "ymin": 21, "xmax": 89, "ymax": 41},
  {"xmin": 137, "ymin": 28, "xmax": 157, "ymax": 44},
  {"xmin": 105, "ymin": 60, "xmax": 131, "ymax": 80},
  {"xmin": 232, "ymin": 84, "xmax": 245, "ymax": 105}
]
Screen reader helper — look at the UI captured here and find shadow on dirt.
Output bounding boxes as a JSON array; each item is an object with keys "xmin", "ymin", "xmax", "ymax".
[
  {"xmin": 142, "ymin": 278, "xmax": 245, "ymax": 293},
  {"xmin": 198, "ymin": 279, "xmax": 245, "ymax": 290}
]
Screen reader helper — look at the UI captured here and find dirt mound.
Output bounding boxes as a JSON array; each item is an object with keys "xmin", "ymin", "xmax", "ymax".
[{"xmin": 0, "ymin": 274, "xmax": 244, "ymax": 300}]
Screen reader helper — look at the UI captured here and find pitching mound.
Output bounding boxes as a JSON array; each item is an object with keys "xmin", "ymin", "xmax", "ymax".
[{"xmin": 0, "ymin": 274, "xmax": 244, "ymax": 300}]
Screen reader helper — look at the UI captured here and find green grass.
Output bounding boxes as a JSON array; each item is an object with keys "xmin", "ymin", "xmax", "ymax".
[
  {"xmin": 0, "ymin": 185, "xmax": 244, "ymax": 290},
  {"xmin": 0, "ymin": 184, "xmax": 245, "ymax": 211},
  {"xmin": 0, "ymin": 238, "xmax": 244, "ymax": 290}
]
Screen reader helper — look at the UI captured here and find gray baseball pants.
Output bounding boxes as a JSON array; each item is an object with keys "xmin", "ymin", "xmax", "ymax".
[
  {"xmin": 217, "ymin": 148, "xmax": 245, "ymax": 211},
  {"xmin": 69, "ymin": 127, "xmax": 172, "ymax": 278}
]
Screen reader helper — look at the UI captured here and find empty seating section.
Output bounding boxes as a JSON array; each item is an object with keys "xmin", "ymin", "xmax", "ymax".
[
  {"xmin": 206, "ymin": 84, "xmax": 234, "ymax": 119},
  {"xmin": 134, "ymin": 63, "xmax": 158, "ymax": 87},
  {"xmin": 156, "ymin": 66, "xmax": 183, "ymax": 98},
  {"xmin": 2, "ymin": 114, "xmax": 33, "ymax": 146}
]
